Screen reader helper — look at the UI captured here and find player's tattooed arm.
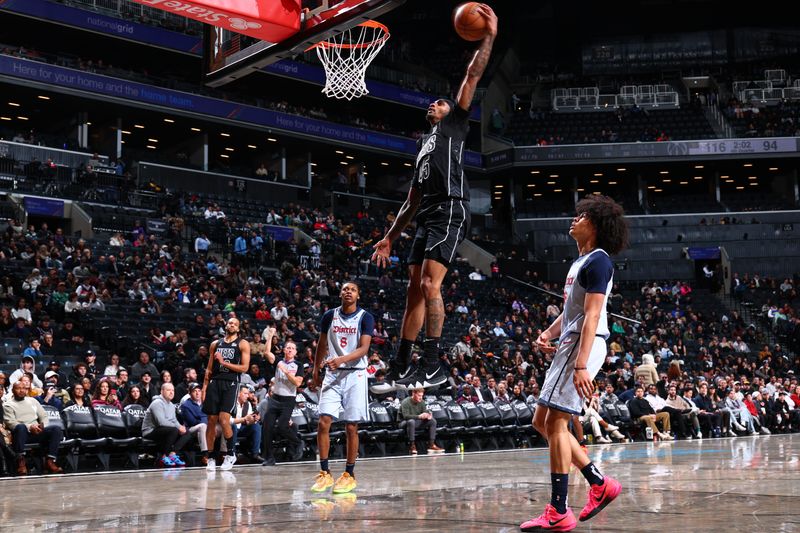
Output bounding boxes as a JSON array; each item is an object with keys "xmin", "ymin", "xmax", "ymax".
[
  {"xmin": 425, "ymin": 296, "xmax": 445, "ymax": 337},
  {"xmin": 456, "ymin": 4, "xmax": 497, "ymax": 111},
  {"xmin": 467, "ymin": 31, "xmax": 495, "ymax": 80}
]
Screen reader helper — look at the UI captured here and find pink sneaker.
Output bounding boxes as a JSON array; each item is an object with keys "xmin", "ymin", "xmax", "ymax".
[
  {"xmin": 519, "ymin": 504, "xmax": 577, "ymax": 532},
  {"xmin": 579, "ymin": 476, "xmax": 622, "ymax": 522}
]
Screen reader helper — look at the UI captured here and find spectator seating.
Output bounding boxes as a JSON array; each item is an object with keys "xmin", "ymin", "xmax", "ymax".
[
  {"xmin": 0, "ymin": 180, "xmax": 798, "ymax": 472},
  {"xmin": 507, "ymin": 106, "xmax": 716, "ymax": 146},
  {"xmin": 724, "ymin": 100, "xmax": 800, "ymax": 139}
]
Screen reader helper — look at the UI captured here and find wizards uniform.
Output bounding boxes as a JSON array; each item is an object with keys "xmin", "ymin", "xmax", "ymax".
[{"xmin": 538, "ymin": 249, "xmax": 613, "ymax": 415}]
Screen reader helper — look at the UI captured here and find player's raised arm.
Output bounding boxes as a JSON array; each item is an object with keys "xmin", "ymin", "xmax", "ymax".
[
  {"xmin": 263, "ymin": 326, "xmax": 277, "ymax": 365},
  {"xmin": 455, "ymin": 4, "xmax": 498, "ymax": 112}
]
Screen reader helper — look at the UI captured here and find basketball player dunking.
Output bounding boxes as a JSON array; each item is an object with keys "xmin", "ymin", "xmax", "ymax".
[
  {"xmin": 371, "ymin": 4, "xmax": 497, "ymax": 391},
  {"xmin": 309, "ymin": 282, "xmax": 374, "ymax": 494},
  {"xmin": 520, "ymin": 195, "xmax": 628, "ymax": 532},
  {"xmin": 202, "ymin": 317, "xmax": 251, "ymax": 471}
]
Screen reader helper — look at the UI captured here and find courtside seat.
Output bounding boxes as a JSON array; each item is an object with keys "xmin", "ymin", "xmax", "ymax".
[
  {"xmin": 442, "ymin": 400, "xmax": 469, "ymax": 443},
  {"xmin": 94, "ymin": 405, "xmax": 141, "ymax": 468},
  {"xmin": 604, "ymin": 402, "xmax": 635, "ymax": 429},
  {"xmin": 94, "ymin": 405, "xmax": 139, "ymax": 446},
  {"xmin": 477, "ymin": 401, "xmax": 503, "ymax": 449},
  {"xmin": 512, "ymin": 401, "xmax": 537, "ymax": 447},
  {"xmin": 460, "ymin": 401, "xmax": 486, "ymax": 451},
  {"xmin": 305, "ymin": 402, "xmax": 346, "ymax": 459},
  {"xmin": 381, "ymin": 403, "xmax": 406, "ymax": 440},
  {"xmin": 62, "ymin": 404, "xmax": 111, "ymax": 470},
  {"xmin": 494, "ymin": 401, "xmax": 520, "ymax": 447},
  {"xmin": 122, "ymin": 404, "xmax": 156, "ymax": 468},
  {"xmin": 291, "ymin": 407, "xmax": 316, "ymax": 453},
  {"xmin": 39, "ymin": 405, "xmax": 80, "ymax": 472},
  {"xmin": 366, "ymin": 402, "xmax": 400, "ymax": 456},
  {"xmin": 426, "ymin": 401, "xmax": 453, "ymax": 437}
]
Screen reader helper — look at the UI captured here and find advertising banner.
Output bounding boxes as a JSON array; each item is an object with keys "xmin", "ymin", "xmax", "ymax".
[
  {"xmin": 0, "ymin": 0, "xmax": 202, "ymax": 54},
  {"xmin": 0, "ymin": 55, "xmax": 482, "ymax": 166}
]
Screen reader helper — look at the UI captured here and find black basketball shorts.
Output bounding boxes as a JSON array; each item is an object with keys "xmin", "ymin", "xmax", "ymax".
[
  {"xmin": 202, "ymin": 378, "xmax": 239, "ymax": 416},
  {"xmin": 408, "ymin": 199, "xmax": 470, "ymax": 267}
]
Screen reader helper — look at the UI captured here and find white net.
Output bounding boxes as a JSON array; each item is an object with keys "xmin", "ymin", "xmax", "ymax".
[{"xmin": 314, "ymin": 21, "xmax": 390, "ymax": 100}]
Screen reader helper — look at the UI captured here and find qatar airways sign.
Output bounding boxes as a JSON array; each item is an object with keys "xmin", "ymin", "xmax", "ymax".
[{"xmin": 129, "ymin": 0, "xmax": 301, "ymax": 42}]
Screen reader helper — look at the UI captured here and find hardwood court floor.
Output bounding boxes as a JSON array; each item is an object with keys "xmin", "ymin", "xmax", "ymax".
[{"xmin": 1, "ymin": 433, "xmax": 799, "ymax": 532}]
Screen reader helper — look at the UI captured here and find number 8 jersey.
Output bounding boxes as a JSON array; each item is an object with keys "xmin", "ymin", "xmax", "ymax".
[{"xmin": 320, "ymin": 306, "xmax": 375, "ymax": 371}]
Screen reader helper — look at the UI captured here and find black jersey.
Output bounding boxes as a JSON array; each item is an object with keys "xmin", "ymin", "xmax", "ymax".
[
  {"xmin": 211, "ymin": 336, "xmax": 243, "ymax": 381},
  {"xmin": 411, "ymin": 104, "xmax": 470, "ymax": 213}
]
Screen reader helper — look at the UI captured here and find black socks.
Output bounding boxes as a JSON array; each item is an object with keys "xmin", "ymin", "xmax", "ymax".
[
  {"xmin": 550, "ymin": 473, "xmax": 569, "ymax": 514},
  {"xmin": 423, "ymin": 337, "xmax": 440, "ymax": 366},
  {"xmin": 580, "ymin": 462, "xmax": 605, "ymax": 486}
]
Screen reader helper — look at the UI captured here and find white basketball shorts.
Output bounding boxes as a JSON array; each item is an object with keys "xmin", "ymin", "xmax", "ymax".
[
  {"xmin": 538, "ymin": 333, "xmax": 607, "ymax": 415},
  {"xmin": 318, "ymin": 368, "xmax": 369, "ymax": 423}
]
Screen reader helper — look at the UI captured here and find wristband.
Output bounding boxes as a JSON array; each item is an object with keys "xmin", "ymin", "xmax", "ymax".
[{"xmin": 574, "ymin": 367, "xmax": 587, "ymax": 370}]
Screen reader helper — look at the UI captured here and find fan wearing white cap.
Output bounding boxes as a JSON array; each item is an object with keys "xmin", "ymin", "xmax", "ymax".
[{"xmin": 39, "ymin": 371, "xmax": 69, "ymax": 409}]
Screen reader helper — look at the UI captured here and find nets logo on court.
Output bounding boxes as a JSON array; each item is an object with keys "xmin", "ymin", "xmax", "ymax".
[{"xmin": 136, "ymin": 1, "xmax": 262, "ymax": 31}]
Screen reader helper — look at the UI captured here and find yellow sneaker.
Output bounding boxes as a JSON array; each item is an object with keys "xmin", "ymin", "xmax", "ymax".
[
  {"xmin": 310, "ymin": 470, "xmax": 334, "ymax": 492},
  {"xmin": 332, "ymin": 472, "xmax": 357, "ymax": 494}
]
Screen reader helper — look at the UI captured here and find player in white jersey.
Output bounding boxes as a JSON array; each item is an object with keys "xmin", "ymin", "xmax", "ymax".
[
  {"xmin": 309, "ymin": 282, "xmax": 374, "ymax": 495},
  {"xmin": 521, "ymin": 195, "xmax": 629, "ymax": 532}
]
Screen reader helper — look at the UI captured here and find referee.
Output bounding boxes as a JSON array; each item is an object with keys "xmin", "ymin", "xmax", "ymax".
[{"xmin": 261, "ymin": 329, "xmax": 304, "ymax": 466}]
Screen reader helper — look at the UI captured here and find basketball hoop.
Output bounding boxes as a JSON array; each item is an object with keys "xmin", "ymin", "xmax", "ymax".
[{"xmin": 312, "ymin": 20, "xmax": 390, "ymax": 100}]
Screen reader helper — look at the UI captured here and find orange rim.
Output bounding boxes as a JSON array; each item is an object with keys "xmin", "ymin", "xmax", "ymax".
[{"xmin": 311, "ymin": 20, "xmax": 390, "ymax": 50}]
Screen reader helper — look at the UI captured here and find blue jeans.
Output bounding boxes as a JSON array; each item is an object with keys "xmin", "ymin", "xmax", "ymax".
[
  {"xmin": 233, "ymin": 423, "xmax": 262, "ymax": 456},
  {"xmin": 12, "ymin": 424, "xmax": 64, "ymax": 458}
]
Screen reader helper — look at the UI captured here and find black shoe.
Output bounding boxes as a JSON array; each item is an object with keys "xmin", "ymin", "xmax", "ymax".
[
  {"xmin": 261, "ymin": 456, "xmax": 276, "ymax": 466},
  {"xmin": 291, "ymin": 441, "xmax": 305, "ymax": 462},
  {"xmin": 369, "ymin": 359, "xmax": 413, "ymax": 394},
  {"xmin": 396, "ymin": 363, "xmax": 447, "ymax": 390},
  {"xmin": 250, "ymin": 454, "xmax": 266, "ymax": 464}
]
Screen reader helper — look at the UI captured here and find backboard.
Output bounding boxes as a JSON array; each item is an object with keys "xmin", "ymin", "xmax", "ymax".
[{"xmin": 203, "ymin": 0, "xmax": 404, "ymax": 88}]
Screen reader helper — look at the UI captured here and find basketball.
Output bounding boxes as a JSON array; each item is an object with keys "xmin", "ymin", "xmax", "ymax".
[{"xmin": 453, "ymin": 2, "xmax": 488, "ymax": 41}]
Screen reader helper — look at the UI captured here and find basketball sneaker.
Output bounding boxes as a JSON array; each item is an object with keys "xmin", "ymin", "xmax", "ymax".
[
  {"xmin": 157, "ymin": 455, "xmax": 176, "ymax": 468},
  {"xmin": 311, "ymin": 471, "xmax": 334, "ymax": 492},
  {"xmin": 369, "ymin": 359, "xmax": 413, "ymax": 394},
  {"xmin": 396, "ymin": 363, "xmax": 447, "ymax": 390},
  {"xmin": 332, "ymin": 472, "xmax": 357, "ymax": 494},
  {"xmin": 578, "ymin": 476, "xmax": 622, "ymax": 522},
  {"xmin": 519, "ymin": 504, "xmax": 577, "ymax": 531},
  {"xmin": 167, "ymin": 453, "xmax": 185, "ymax": 467},
  {"xmin": 220, "ymin": 454, "xmax": 237, "ymax": 471},
  {"xmin": 206, "ymin": 457, "xmax": 217, "ymax": 471},
  {"xmin": 610, "ymin": 429, "xmax": 626, "ymax": 440}
]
